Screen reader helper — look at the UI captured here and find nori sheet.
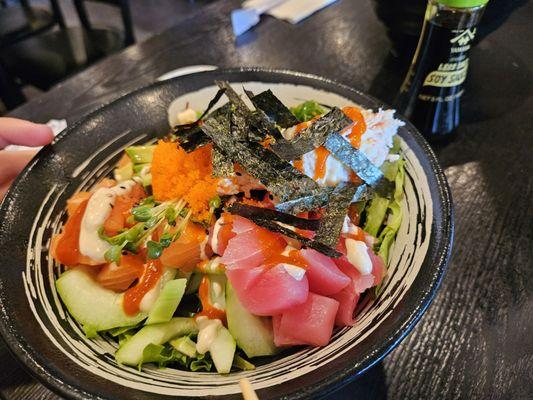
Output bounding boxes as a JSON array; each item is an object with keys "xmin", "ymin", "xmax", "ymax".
[
  {"xmin": 212, "ymin": 144, "xmax": 234, "ymax": 177},
  {"xmin": 314, "ymin": 182, "xmax": 359, "ymax": 248},
  {"xmin": 246, "ymin": 89, "xmax": 300, "ymax": 128},
  {"xmin": 270, "ymin": 107, "xmax": 351, "ymax": 160},
  {"xmin": 201, "ymin": 114, "xmax": 319, "ymax": 201},
  {"xmin": 215, "ymin": 81, "xmax": 281, "ymax": 142},
  {"xmin": 275, "ymin": 187, "xmax": 333, "ymax": 214},
  {"xmin": 275, "ymin": 184, "xmax": 374, "ymax": 215},
  {"xmin": 227, "ymin": 203, "xmax": 320, "ymax": 231},
  {"xmin": 171, "ymin": 89, "xmax": 228, "ymax": 152},
  {"xmin": 247, "ymin": 218, "xmax": 341, "ymax": 258},
  {"xmin": 324, "ymin": 133, "xmax": 393, "ymax": 197}
]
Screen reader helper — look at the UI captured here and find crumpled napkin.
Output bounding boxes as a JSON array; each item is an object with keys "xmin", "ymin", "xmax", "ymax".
[
  {"xmin": 232, "ymin": 0, "xmax": 338, "ymax": 36},
  {"xmin": 267, "ymin": 0, "xmax": 338, "ymax": 24}
]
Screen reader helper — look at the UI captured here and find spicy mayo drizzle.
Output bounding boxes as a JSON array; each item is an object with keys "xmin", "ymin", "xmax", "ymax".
[
  {"xmin": 196, "ymin": 275, "xmax": 227, "ymax": 324},
  {"xmin": 54, "ymin": 199, "xmax": 89, "ymax": 265},
  {"xmin": 123, "ymin": 259, "xmax": 163, "ymax": 315}
]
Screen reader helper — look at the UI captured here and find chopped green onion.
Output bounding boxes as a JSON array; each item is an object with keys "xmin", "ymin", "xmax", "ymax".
[
  {"xmin": 159, "ymin": 232, "xmax": 174, "ymax": 248},
  {"xmin": 147, "ymin": 241, "xmax": 163, "ymax": 259},
  {"xmin": 209, "ymin": 196, "xmax": 221, "ymax": 209},
  {"xmin": 104, "ymin": 245, "xmax": 123, "ymax": 264},
  {"xmin": 165, "ymin": 207, "xmax": 177, "ymax": 224}
]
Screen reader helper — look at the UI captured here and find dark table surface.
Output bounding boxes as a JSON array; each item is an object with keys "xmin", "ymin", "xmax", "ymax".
[{"xmin": 3, "ymin": 0, "xmax": 533, "ymax": 399}]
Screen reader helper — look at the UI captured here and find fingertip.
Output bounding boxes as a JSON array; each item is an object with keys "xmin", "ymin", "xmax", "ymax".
[{"xmin": 30, "ymin": 123, "xmax": 54, "ymax": 145}]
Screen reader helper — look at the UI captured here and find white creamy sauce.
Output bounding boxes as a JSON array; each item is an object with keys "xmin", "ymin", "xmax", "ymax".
[
  {"xmin": 78, "ymin": 180, "xmax": 136, "ymax": 262},
  {"xmin": 280, "ymin": 264, "xmax": 306, "ymax": 281},
  {"xmin": 139, "ymin": 285, "xmax": 160, "ymax": 314},
  {"xmin": 199, "ymin": 234, "xmax": 209, "ymax": 261},
  {"xmin": 210, "ymin": 217, "xmax": 225, "ymax": 254},
  {"xmin": 139, "ymin": 268, "xmax": 176, "ymax": 313},
  {"xmin": 345, "ymin": 239, "xmax": 373, "ymax": 275},
  {"xmin": 211, "ymin": 279, "xmax": 223, "ymax": 299},
  {"xmin": 278, "ymin": 246, "xmax": 306, "ymax": 280},
  {"xmin": 195, "ymin": 316, "xmax": 222, "ymax": 355},
  {"xmin": 176, "ymin": 108, "xmax": 197, "ymax": 125},
  {"xmin": 342, "ymin": 215, "xmax": 358, "ymax": 235},
  {"xmin": 208, "ymin": 274, "xmax": 226, "ymax": 310},
  {"xmin": 281, "ymin": 245, "xmax": 298, "ymax": 256}
]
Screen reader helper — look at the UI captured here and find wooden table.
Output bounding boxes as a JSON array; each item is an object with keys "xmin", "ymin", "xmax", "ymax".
[{"xmin": 3, "ymin": 0, "xmax": 532, "ymax": 398}]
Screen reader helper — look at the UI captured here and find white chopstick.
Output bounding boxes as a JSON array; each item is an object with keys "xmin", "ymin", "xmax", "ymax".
[{"xmin": 240, "ymin": 377, "xmax": 260, "ymax": 400}]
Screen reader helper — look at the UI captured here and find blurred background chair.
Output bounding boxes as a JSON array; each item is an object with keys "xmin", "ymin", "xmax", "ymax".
[{"xmin": 0, "ymin": 0, "xmax": 134, "ymax": 110}]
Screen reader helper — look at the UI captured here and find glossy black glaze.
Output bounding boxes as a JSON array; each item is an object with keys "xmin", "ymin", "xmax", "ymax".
[{"xmin": 2, "ymin": 0, "xmax": 532, "ymax": 398}]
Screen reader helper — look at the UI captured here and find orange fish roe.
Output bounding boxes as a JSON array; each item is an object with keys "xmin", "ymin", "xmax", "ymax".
[{"xmin": 151, "ymin": 141, "xmax": 218, "ymax": 220}]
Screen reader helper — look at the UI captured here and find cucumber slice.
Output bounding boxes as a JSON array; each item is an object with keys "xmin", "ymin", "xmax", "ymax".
[
  {"xmin": 126, "ymin": 145, "xmax": 156, "ymax": 164},
  {"xmin": 114, "ymin": 162, "xmax": 133, "ymax": 182},
  {"xmin": 132, "ymin": 163, "xmax": 150, "ymax": 174},
  {"xmin": 115, "ymin": 317, "xmax": 198, "ymax": 366},
  {"xmin": 146, "ymin": 279, "xmax": 187, "ymax": 325},
  {"xmin": 56, "ymin": 269, "xmax": 146, "ymax": 334},
  {"xmin": 226, "ymin": 281, "xmax": 278, "ymax": 358},
  {"xmin": 170, "ymin": 336, "xmax": 197, "ymax": 358},
  {"xmin": 210, "ymin": 326, "xmax": 236, "ymax": 374}
]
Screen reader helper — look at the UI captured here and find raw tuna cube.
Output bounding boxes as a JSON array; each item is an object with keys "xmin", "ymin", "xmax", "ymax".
[
  {"xmin": 230, "ymin": 264, "xmax": 309, "ymax": 316},
  {"xmin": 272, "ymin": 315, "xmax": 302, "ymax": 346},
  {"xmin": 331, "ymin": 281, "xmax": 360, "ymax": 326},
  {"xmin": 301, "ymin": 249, "xmax": 350, "ymax": 295},
  {"xmin": 221, "ymin": 228, "xmax": 286, "ymax": 269},
  {"xmin": 277, "ymin": 293, "xmax": 339, "ymax": 347},
  {"xmin": 334, "ymin": 257, "xmax": 375, "ymax": 294}
]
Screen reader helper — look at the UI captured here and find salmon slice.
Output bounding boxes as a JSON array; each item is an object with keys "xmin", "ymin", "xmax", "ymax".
[
  {"xmin": 103, "ymin": 184, "xmax": 146, "ymax": 236},
  {"xmin": 96, "ymin": 254, "xmax": 145, "ymax": 292},
  {"xmin": 160, "ymin": 222, "xmax": 207, "ymax": 271}
]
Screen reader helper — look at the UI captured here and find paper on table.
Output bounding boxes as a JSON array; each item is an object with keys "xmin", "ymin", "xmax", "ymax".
[
  {"xmin": 4, "ymin": 119, "xmax": 67, "ymax": 152},
  {"xmin": 232, "ymin": 0, "xmax": 286, "ymax": 36},
  {"xmin": 267, "ymin": 0, "xmax": 338, "ymax": 24}
]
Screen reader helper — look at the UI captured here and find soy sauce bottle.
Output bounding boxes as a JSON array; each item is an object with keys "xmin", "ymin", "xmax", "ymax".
[{"xmin": 395, "ymin": 0, "xmax": 488, "ymax": 144}]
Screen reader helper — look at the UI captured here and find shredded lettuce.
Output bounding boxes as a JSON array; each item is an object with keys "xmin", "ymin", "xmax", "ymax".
[
  {"xmin": 139, "ymin": 343, "xmax": 187, "ymax": 369},
  {"xmin": 190, "ymin": 353, "xmax": 213, "ymax": 372},
  {"xmin": 376, "ymin": 158, "xmax": 405, "ymax": 263},
  {"xmin": 290, "ymin": 100, "xmax": 325, "ymax": 122},
  {"xmin": 139, "ymin": 342, "xmax": 213, "ymax": 372},
  {"xmin": 363, "ymin": 197, "xmax": 390, "ymax": 238},
  {"xmin": 363, "ymin": 145, "xmax": 405, "ymax": 266}
]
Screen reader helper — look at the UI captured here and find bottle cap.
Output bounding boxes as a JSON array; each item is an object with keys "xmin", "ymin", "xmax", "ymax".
[{"xmin": 436, "ymin": 0, "xmax": 489, "ymax": 7}]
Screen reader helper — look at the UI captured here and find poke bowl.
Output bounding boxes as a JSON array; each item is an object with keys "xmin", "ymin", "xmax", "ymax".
[{"xmin": 0, "ymin": 68, "xmax": 453, "ymax": 400}]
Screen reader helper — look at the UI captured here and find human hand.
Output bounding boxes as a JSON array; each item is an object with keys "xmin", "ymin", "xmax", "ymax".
[{"xmin": 0, "ymin": 117, "xmax": 54, "ymax": 200}]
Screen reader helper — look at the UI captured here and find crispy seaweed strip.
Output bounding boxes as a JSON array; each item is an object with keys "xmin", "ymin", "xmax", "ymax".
[
  {"xmin": 170, "ymin": 89, "xmax": 228, "ymax": 151},
  {"xmin": 228, "ymin": 203, "xmax": 320, "ymax": 231},
  {"xmin": 270, "ymin": 108, "xmax": 351, "ymax": 160},
  {"xmin": 314, "ymin": 182, "xmax": 358, "ymax": 248},
  {"xmin": 216, "ymin": 81, "xmax": 281, "ymax": 141},
  {"xmin": 178, "ymin": 126, "xmax": 211, "ymax": 152},
  {"xmin": 275, "ymin": 187, "xmax": 333, "ymax": 214},
  {"xmin": 250, "ymin": 218, "xmax": 341, "ymax": 258},
  {"xmin": 324, "ymin": 133, "xmax": 393, "ymax": 197},
  {"xmin": 202, "ymin": 116, "xmax": 318, "ymax": 201},
  {"xmin": 275, "ymin": 184, "xmax": 374, "ymax": 215},
  {"xmin": 353, "ymin": 184, "xmax": 373, "ymax": 202},
  {"xmin": 246, "ymin": 89, "xmax": 300, "ymax": 128},
  {"xmin": 212, "ymin": 145, "xmax": 234, "ymax": 177}
]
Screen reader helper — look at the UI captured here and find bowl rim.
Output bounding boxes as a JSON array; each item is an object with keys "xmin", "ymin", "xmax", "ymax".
[{"xmin": 0, "ymin": 67, "xmax": 454, "ymax": 400}]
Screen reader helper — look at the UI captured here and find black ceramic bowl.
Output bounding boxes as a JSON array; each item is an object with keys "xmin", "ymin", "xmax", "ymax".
[{"xmin": 0, "ymin": 68, "xmax": 453, "ymax": 400}]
